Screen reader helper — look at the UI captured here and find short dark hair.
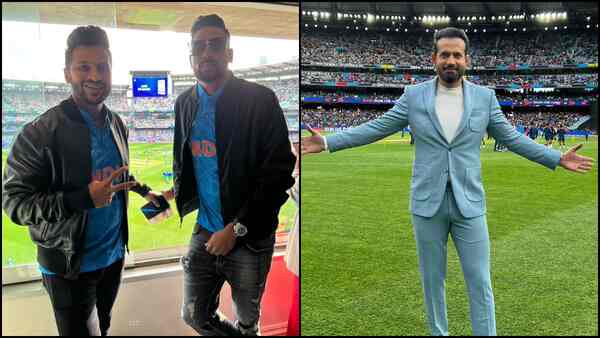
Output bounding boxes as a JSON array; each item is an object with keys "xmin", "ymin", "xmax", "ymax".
[
  {"xmin": 191, "ymin": 14, "xmax": 230, "ymax": 41},
  {"xmin": 65, "ymin": 25, "xmax": 111, "ymax": 67},
  {"xmin": 433, "ymin": 27, "xmax": 469, "ymax": 55}
]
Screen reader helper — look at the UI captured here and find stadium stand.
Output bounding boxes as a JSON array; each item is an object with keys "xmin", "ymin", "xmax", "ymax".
[
  {"xmin": 2, "ymin": 60, "xmax": 299, "ymax": 149},
  {"xmin": 301, "ymin": 17, "xmax": 598, "ymax": 135}
]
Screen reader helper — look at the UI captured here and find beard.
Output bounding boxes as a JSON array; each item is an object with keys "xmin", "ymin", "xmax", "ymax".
[
  {"xmin": 438, "ymin": 65, "xmax": 465, "ymax": 84},
  {"xmin": 72, "ymin": 81, "xmax": 110, "ymax": 106},
  {"xmin": 195, "ymin": 60, "xmax": 226, "ymax": 83}
]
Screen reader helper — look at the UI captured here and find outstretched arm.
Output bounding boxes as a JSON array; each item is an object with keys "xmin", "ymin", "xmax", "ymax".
[
  {"xmin": 487, "ymin": 93, "xmax": 594, "ymax": 173},
  {"xmin": 302, "ymin": 92, "xmax": 409, "ymax": 154}
]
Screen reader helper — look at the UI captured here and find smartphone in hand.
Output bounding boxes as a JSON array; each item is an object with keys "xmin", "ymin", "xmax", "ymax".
[{"xmin": 140, "ymin": 195, "xmax": 172, "ymax": 224}]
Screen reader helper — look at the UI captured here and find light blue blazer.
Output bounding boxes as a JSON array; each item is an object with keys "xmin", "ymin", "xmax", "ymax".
[{"xmin": 326, "ymin": 77, "xmax": 562, "ymax": 218}]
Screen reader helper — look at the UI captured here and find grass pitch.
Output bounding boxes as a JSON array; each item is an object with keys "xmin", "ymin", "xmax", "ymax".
[
  {"xmin": 301, "ymin": 132, "xmax": 597, "ymax": 336},
  {"xmin": 2, "ymin": 143, "xmax": 297, "ymax": 266}
]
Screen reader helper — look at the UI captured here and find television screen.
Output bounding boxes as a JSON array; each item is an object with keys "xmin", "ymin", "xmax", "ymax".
[{"xmin": 132, "ymin": 76, "xmax": 168, "ymax": 97}]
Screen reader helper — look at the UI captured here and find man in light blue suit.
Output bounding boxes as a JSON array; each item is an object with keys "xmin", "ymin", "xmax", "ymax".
[{"xmin": 301, "ymin": 27, "xmax": 594, "ymax": 336}]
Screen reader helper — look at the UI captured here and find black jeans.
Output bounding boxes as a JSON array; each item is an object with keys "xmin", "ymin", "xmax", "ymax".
[
  {"xmin": 181, "ymin": 231, "xmax": 275, "ymax": 336},
  {"xmin": 42, "ymin": 258, "xmax": 124, "ymax": 336}
]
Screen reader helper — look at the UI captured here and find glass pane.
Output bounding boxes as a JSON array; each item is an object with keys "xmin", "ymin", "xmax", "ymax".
[{"xmin": 2, "ymin": 3, "xmax": 299, "ymax": 269}]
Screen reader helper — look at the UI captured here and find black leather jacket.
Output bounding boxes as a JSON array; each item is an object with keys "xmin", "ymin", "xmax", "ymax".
[
  {"xmin": 2, "ymin": 97, "xmax": 150, "ymax": 279},
  {"xmin": 173, "ymin": 74, "xmax": 295, "ymax": 243}
]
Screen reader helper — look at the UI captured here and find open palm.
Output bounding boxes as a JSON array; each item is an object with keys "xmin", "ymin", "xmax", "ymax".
[
  {"xmin": 301, "ymin": 126, "xmax": 325, "ymax": 155},
  {"xmin": 559, "ymin": 144, "xmax": 595, "ymax": 173}
]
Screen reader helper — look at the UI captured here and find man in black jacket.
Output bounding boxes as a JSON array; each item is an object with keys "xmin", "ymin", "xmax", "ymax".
[
  {"xmin": 2, "ymin": 26, "xmax": 159, "ymax": 336},
  {"xmin": 158, "ymin": 15, "xmax": 295, "ymax": 335}
]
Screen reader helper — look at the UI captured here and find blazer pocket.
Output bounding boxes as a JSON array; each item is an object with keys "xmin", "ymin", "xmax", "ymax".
[
  {"xmin": 464, "ymin": 167, "xmax": 484, "ymax": 201},
  {"xmin": 411, "ymin": 164, "xmax": 432, "ymax": 200}
]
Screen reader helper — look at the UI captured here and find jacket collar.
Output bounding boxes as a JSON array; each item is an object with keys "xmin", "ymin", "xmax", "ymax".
[{"xmin": 60, "ymin": 96, "xmax": 112, "ymax": 125}]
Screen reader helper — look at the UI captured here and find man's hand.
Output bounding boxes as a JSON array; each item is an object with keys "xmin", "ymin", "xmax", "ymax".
[
  {"xmin": 162, "ymin": 188, "xmax": 175, "ymax": 201},
  {"xmin": 89, "ymin": 166, "xmax": 137, "ymax": 208},
  {"xmin": 205, "ymin": 223, "xmax": 236, "ymax": 256},
  {"xmin": 559, "ymin": 144, "xmax": 595, "ymax": 173},
  {"xmin": 301, "ymin": 125, "xmax": 326, "ymax": 155},
  {"xmin": 144, "ymin": 191, "xmax": 161, "ymax": 207}
]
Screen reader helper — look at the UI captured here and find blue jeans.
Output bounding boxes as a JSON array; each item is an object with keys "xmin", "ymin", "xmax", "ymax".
[
  {"xmin": 412, "ymin": 184, "xmax": 496, "ymax": 336},
  {"xmin": 181, "ymin": 231, "xmax": 275, "ymax": 336}
]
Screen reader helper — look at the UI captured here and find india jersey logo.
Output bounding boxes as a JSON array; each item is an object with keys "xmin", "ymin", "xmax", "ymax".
[{"xmin": 191, "ymin": 140, "xmax": 217, "ymax": 158}]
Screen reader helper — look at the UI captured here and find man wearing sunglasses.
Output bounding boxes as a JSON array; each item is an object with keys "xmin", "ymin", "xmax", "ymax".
[{"xmin": 158, "ymin": 14, "xmax": 295, "ymax": 335}]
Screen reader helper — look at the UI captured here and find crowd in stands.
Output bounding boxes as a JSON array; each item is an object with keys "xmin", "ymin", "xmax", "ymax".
[
  {"xmin": 128, "ymin": 129, "xmax": 173, "ymax": 143},
  {"xmin": 302, "ymin": 107, "xmax": 385, "ymax": 128},
  {"xmin": 302, "ymin": 30, "xmax": 598, "ymax": 67},
  {"xmin": 470, "ymin": 73, "xmax": 598, "ymax": 87},
  {"xmin": 302, "ymin": 90, "xmax": 398, "ymax": 102},
  {"xmin": 495, "ymin": 94, "xmax": 594, "ymax": 104},
  {"xmin": 302, "ymin": 71, "xmax": 598, "ymax": 88},
  {"xmin": 2, "ymin": 77, "xmax": 298, "ymax": 147},
  {"xmin": 302, "ymin": 106, "xmax": 588, "ymax": 131},
  {"xmin": 257, "ymin": 78, "xmax": 299, "ymax": 109},
  {"xmin": 505, "ymin": 111, "xmax": 585, "ymax": 130},
  {"xmin": 301, "ymin": 89, "xmax": 596, "ymax": 106}
]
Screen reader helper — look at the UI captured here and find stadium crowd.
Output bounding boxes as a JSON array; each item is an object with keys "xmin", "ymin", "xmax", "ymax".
[
  {"xmin": 302, "ymin": 106, "xmax": 588, "ymax": 131},
  {"xmin": 302, "ymin": 30, "xmax": 598, "ymax": 67},
  {"xmin": 2, "ymin": 77, "xmax": 298, "ymax": 147},
  {"xmin": 302, "ymin": 71, "xmax": 598, "ymax": 88}
]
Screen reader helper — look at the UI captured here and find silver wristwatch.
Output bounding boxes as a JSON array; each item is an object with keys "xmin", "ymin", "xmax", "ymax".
[{"xmin": 233, "ymin": 222, "xmax": 248, "ymax": 237}]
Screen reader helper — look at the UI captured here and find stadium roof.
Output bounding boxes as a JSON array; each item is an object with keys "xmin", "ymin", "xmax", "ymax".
[
  {"xmin": 233, "ymin": 58, "xmax": 299, "ymax": 80},
  {"xmin": 3, "ymin": 57, "xmax": 299, "ymax": 90},
  {"xmin": 172, "ymin": 58, "xmax": 299, "ymax": 85},
  {"xmin": 2, "ymin": 2, "xmax": 298, "ymax": 40}
]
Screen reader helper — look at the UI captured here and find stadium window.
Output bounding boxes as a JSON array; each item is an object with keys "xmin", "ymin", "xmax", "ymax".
[{"xmin": 2, "ymin": 4, "xmax": 299, "ymax": 284}]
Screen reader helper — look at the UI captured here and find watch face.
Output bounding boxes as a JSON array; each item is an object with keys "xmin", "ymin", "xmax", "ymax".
[{"xmin": 235, "ymin": 223, "xmax": 247, "ymax": 236}]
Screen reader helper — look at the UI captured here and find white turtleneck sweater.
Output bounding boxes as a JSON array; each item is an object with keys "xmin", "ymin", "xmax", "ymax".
[{"xmin": 435, "ymin": 81, "xmax": 464, "ymax": 143}]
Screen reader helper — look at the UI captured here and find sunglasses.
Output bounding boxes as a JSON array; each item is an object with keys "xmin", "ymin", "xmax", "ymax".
[{"xmin": 190, "ymin": 37, "xmax": 228, "ymax": 56}]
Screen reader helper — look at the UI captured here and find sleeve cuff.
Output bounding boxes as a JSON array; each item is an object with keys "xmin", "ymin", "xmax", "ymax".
[
  {"xmin": 130, "ymin": 183, "xmax": 150, "ymax": 197},
  {"xmin": 545, "ymin": 148, "xmax": 563, "ymax": 170},
  {"xmin": 323, "ymin": 135, "xmax": 329, "ymax": 151}
]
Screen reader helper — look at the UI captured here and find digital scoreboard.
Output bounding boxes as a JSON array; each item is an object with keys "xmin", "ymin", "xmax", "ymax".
[{"xmin": 130, "ymin": 71, "xmax": 171, "ymax": 98}]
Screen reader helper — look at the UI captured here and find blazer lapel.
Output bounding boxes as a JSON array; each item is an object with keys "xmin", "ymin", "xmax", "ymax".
[
  {"xmin": 425, "ymin": 77, "xmax": 449, "ymax": 145},
  {"xmin": 451, "ymin": 78, "xmax": 473, "ymax": 145}
]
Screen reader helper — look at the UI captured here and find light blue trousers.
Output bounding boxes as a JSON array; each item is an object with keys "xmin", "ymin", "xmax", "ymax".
[{"xmin": 412, "ymin": 185, "xmax": 496, "ymax": 336}]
